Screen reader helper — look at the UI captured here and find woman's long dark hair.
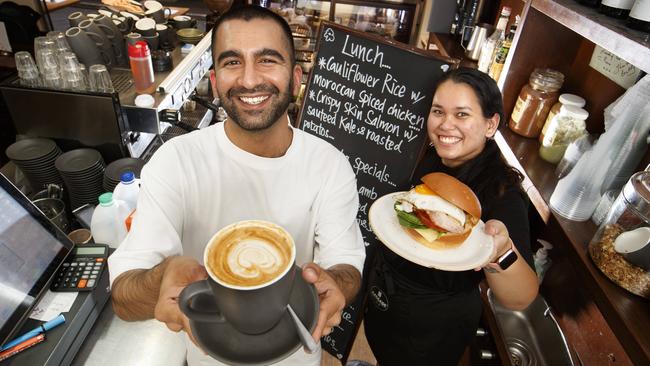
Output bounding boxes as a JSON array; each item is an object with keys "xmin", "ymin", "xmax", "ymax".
[
  {"xmin": 434, "ymin": 67, "xmax": 505, "ymax": 129},
  {"xmin": 429, "ymin": 68, "xmax": 523, "ymax": 200}
]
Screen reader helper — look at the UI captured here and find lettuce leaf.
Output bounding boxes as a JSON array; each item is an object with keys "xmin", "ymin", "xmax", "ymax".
[{"xmin": 394, "ymin": 202, "xmax": 427, "ymax": 229}]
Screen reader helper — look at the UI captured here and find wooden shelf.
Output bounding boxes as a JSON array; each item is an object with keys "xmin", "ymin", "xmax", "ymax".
[
  {"xmin": 530, "ymin": 0, "xmax": 650, "ymax": 73},
  {"xmin": 494, "ymin": 1, "xmax": 650, "ymax": 361},
  {"xmin": 430, "ymin": 33, "xmax": 479, "ymax": 69},
  {"xmin": 497, "ymin": 127, "xmax": 650, "ymax": 364},
  {"xmin": 429, "ymin": 0, "xmax": 650, "ymax": 361}
]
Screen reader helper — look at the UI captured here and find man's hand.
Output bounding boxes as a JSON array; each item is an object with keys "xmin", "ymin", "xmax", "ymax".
[
  {"xmin": 153, "ymin": 256, "xmax": 208, "ymax": 345},
  {"xmin": 301, "ymin": 263, "xmax": 361, "ymax": 341}
]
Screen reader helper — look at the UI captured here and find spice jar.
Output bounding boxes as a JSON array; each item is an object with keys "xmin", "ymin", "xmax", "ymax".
[
  {"xmin": 539, "ymin": 93, "xmax": 586, "ymax": 143},
  {"xmin": 539, "ymin": 105, "xmax": 588, "ymax": 164},
  {"xmin": 589, "ymin": 171, "xmax": 650, "ymax": 298},
  {"xmin": 509, "ymin": 68, "xmax": 564, "ymax": 138}
]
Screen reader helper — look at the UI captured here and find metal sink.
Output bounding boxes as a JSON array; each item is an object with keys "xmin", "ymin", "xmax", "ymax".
[{"xmin": 487, "ymin": 289, "xmax": 575, "ymax": 366}]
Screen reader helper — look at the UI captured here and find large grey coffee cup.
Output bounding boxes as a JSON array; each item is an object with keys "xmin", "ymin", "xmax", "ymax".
[
  {"xmin": 78, "ymin": 19, "xmax": 116, "ymax": 67},
  {"xmin": 180, "ymin": 265, "xmax": 298, "ymax": 335},
  {"xmin": 65, "ymin": 27, "xmax": 108, "ymax": 68},
  {"xmin": 156, "ymin": 24, "xmax": 173, "ymax": 48},
  {"xmin": 94, "ymin": 15, "xmax": 127, "ymax": 65},
  {"xmin": 68, "ymin": 11, "xmax": 88, "ymax": 27},
  {"xmin": 172, "ymin": 15, "xmax": 194, "ymax": 29},
  {"xmin": 95, "ymin": 15, "xmax": 123, "ymax": 41},
  {"xmin": 113, "ymin": 17, "xmax": 133, "ymax": 34},
  {"xmin": 135, "ymin": 18, "xmax": 156, "ymax": 37},
  {"xmin": 141, "ymin": 32, "xmax": 159, "ymax": 51},
  {"xmin": 179, "ymin": 220, "xmax": 297, "ymax": 335},
  {"xmin": 145, "ymin": 7, "xmax": 171, "ymax": 24}
]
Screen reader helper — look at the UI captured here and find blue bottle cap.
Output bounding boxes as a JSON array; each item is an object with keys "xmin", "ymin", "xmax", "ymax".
[{"xmin": 120, "ymin": 171, "xmax": 135, "ymax": 183}]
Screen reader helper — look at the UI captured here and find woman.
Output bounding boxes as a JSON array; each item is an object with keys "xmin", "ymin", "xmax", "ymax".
[{"xmin": 364, "ymin": 68, "xmax": 539, "ymax": 366}]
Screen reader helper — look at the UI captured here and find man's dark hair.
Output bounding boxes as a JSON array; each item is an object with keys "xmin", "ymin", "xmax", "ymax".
[
  {"xmin": 210, "ymin": 5, "xmax": 296, "ymax": 66},
  {"xmin": 433, "ymin": 67, "xmax": 505, "ymax": 128}
]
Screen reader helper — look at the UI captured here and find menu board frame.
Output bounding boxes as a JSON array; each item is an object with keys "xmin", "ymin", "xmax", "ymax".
[{"xmin": 296, "ymin": 21, "xmax": 459, "ymax": 362}]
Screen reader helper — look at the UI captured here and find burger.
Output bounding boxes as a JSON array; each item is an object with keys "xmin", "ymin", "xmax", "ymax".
[{"xmin": 394, "ymin": 172, "xmax": 481, "ymax": 249}]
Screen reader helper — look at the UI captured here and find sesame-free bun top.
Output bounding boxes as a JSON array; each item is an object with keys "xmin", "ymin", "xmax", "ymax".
[{"xmin": 421, "ymin": 172, "xmax": 481, "ymax": 219}]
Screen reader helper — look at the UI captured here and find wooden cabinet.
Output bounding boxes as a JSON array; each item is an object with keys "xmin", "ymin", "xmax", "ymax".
[{"xmin": 494, "ymin": 0, "xmax": 650, "ymax": 364}]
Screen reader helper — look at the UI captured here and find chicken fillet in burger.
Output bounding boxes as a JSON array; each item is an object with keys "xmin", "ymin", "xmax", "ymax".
[{"xmin": 394, "ymin": 172, "xmax": 481, "ymax": 249}]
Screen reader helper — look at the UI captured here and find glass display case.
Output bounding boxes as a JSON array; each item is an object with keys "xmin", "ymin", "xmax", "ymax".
[
  {"xmin": 256, "ymin": 0, "xmax": 420, "ymax": 45},
  {"xmin": 332, "ymin": 1, "xmax": 416, "ymax": 44}
]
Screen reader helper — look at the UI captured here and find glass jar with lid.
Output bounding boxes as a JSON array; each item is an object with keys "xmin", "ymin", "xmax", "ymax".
[
  {"xmin": 589, "ymin": 171, "xmax": 650, "ymax": 298},
  {"xmin": 539, "ymin": 105, "xmax": 589, "ymax": 164},
  {"xmin": 509, "ymin": 68, "xmax": 564, "ymax": 138},
  {"xmin": 539, "ymin": 93, "xmax": 586, "ymax": 143}
]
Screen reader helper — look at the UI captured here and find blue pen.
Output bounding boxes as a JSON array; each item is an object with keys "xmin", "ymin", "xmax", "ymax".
[{"xmin": 0, "ymin": 314, "xmax": 65, "ymax": 351}]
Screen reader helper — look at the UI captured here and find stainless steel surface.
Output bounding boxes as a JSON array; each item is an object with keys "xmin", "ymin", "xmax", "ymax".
[
  {"xmin": 157, "ymin": 31, "xmax": 213, "ymax": 117},
  {"xmin": 286, "ymin": 304, "xmax": 319, "ymax": 354},
  {"xmin": 479, "ymin": 350, "xmax": 496, "ymax": 360},
  {"xmin": 72, "ymin": 303, "xmax": 186, "ymax": 366},
  {"xmin": 2, "ymin": 32, "xmax": 213, "ymax": 162},
  {"xmin": 487, "ymin": 289, "xmax": 575, "ymax": 366}
]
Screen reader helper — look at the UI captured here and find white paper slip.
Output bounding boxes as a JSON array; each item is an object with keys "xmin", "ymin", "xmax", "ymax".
[{"xmin": 29, "ymin": 290, "xmax": 78, "ymax": 321}]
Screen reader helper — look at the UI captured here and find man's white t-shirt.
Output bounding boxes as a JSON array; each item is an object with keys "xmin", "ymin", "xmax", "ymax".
[{"xmin": 108, "ymin": 122, "xmax": 365, "ymax": 365}]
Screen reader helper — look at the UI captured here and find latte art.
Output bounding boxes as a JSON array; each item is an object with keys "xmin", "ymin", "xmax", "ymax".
[
  {"xmin": 228, "ymin": 239, "xmax": 285, "ymax": 280},
  {"xmin": 207, "ymin": 222, "xmax": 294, "ymax": 287}
]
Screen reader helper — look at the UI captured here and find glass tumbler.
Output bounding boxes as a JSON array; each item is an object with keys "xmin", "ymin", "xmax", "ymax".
[
  {"xmin": 88, "ymin": 64, "xmax": 115, "ymax": 93},
  {"xmin": 14, "ymin": 51, "xmax": 41, "ymax": 87}
]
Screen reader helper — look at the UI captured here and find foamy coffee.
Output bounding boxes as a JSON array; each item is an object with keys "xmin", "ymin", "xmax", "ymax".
[{"xmin": 206, "ymin": 221, "xmax": 294, "ymax": 288}]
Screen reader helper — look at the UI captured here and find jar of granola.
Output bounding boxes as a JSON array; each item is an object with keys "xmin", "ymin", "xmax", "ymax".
[{"xmin": 589, "ymin": 171, "xmax": 650, "ymax": 298}]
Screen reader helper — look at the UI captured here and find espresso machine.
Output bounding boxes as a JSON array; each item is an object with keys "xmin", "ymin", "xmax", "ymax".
[{"xmin": 0, "ymin": 31, "xmax": 215, "ymax": 163}]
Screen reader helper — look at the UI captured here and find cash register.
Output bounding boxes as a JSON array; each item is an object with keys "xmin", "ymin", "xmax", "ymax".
[{"xmin": 0, "ymin": 173, "xmax": 111, "ymax": 365}]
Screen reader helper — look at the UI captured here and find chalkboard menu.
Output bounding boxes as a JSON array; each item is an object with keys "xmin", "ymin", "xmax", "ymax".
[{"xmin": 297, "ymin": 22, "xmax": 458, "ymax": 361}]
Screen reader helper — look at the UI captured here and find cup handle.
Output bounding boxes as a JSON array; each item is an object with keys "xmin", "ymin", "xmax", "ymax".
[
  {"xmin": 164, "ymin": 8, "xmax": 171, "ymax": 18},
  {"xmin": 178, "ymin": 280, "xmax": 226, "ymax": 323},
  {"xmin": 85, "ymin": 31, "xmax": 105, "ymax": 47},
  {"xmin": 96, "ymin": 23, "xmax": 116, "ymax": 39}
]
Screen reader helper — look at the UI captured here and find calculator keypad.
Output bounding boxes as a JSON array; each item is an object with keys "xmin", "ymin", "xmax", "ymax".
[{"xmin": 52, "ymin": 258, "xmax": 105, "ymax": 291}]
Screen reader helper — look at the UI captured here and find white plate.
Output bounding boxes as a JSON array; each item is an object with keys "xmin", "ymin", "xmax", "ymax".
[{"xmin": 369, "ymin": 192, "xmax": 494, "ymax": 271}]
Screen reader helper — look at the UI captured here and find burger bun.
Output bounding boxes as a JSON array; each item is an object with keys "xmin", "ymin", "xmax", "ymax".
[{"xmin": 421, "ymin": 172, "xmax": 481, "ymax": 219}]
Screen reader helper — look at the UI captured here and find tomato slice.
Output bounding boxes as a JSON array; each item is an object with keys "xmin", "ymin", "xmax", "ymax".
[{"xmin": 414, "ymin": 209, "xmax": 447, "ymax": 232}]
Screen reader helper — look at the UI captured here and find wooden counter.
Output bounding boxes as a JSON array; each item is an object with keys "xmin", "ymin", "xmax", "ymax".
[{"xmin": 45, "ymin": 0, "xmax": 80, "ymax": 12}]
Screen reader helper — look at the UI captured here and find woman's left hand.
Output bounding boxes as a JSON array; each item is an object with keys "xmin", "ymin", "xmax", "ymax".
[{"xmin": 475, "ymin": 219, "xmax": 512, "ymax": 271}]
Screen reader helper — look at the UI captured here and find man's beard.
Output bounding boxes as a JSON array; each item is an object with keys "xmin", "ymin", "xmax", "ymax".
[{"xmin": 219, "ymin": 79, "xmax": 293, "ymax": 132}]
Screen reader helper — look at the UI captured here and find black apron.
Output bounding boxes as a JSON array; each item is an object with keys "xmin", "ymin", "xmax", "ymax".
[
  {"xmin": 364, "ymin": 141, "xmax": 531, "ymax": 365},
  {"xmin": 364, "ymin": 248, "xmax": 482, "ymax": 366}
]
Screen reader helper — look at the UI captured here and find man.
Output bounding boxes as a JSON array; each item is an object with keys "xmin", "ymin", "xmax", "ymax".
[{"xmin": 107, "ymin": 5, "xmax": 365, "ymax": 366}]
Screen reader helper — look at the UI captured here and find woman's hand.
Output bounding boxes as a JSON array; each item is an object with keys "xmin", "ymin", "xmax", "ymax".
[
  {"xmin": 478, "ymin": 220, "xmax": 539, "ymax": 309},
  {"xmin": 474, "ymin": 219, "xmax": 513, "ymax": 271}
]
